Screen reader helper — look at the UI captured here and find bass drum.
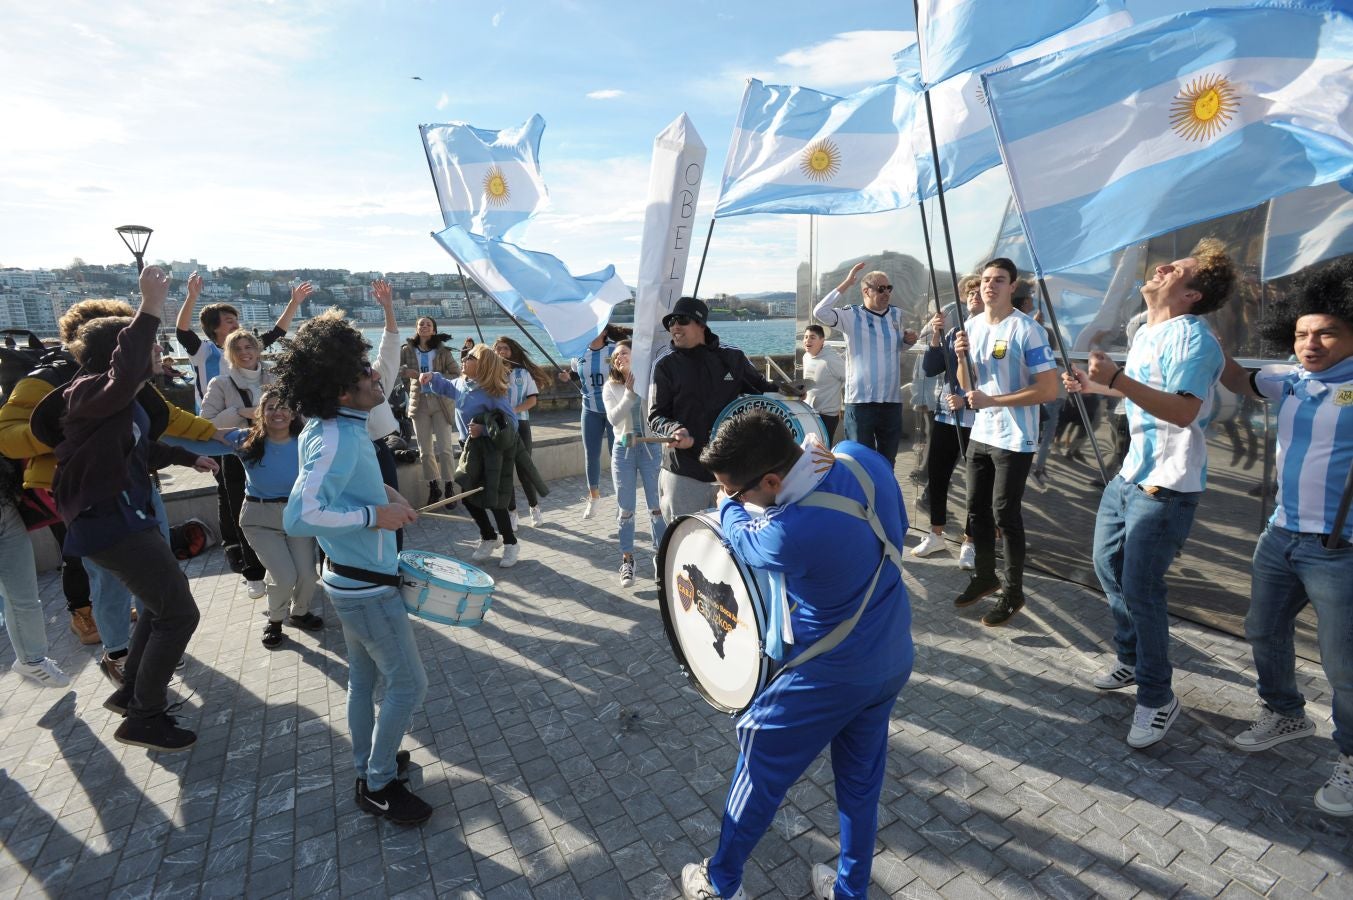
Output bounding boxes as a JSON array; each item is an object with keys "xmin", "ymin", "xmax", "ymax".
[
  {"xmin": 657, "ymin": 512, "xmax": 776, "ymax": 715},
  {"xmin": 711, "ymin": 393, "xmax": 826, "ymax": 446}
]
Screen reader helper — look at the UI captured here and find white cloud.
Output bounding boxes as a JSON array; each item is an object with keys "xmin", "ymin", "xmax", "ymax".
[
  {"xmin": 586, "ymin": 89, "xmax": 625, "ymax": 100},
  {"xmin": 437, "ymin": 92, "xmax": 450, "ymax": 110},
  {"xmin": 491, "ymin": 9, "xmax": 504, "ymax": 27},
  {"xmin": 774, "ymin": 30, "xmax": 915, "ymax": 90}
]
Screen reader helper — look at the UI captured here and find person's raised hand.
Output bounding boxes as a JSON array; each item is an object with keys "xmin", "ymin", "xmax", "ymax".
[
  {"xmin": 186, "ymin": 272, "xmax": 203, "ymax": 303},
  {"xmin": 841, "ymin": 261, "xmax": 867, "ymax": 289},
  {"xmin": 371, "ymin": 280, "xmax": 393, "ymax": 308},
  {"xmin": 139, "ymin": 266, "xmax": 171, "ymax": 309},
  {"xmin": 292, "ymin": 281, "xmax": 316, "ymax": 305}
]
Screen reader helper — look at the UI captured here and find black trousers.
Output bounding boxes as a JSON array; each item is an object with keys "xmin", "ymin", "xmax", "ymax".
[
  {"xmin": 508, "ymin": 421, "xmax": 538, "ymax": 511},
  {"xmin": 466, "ymin": 499, "xmax": 516, "ymax": 545},
  {"xmin": 819, "ymin": 413, "xmax": 840, "ymax": 445},
  {"xmin": 217, "ymin": 455, "xmax": 264, "ymax": 580},
  {"xmin": 966, "ymin": 441, "xmax": 1034, "ymax": 593},
  {"xmin": 927, "ymin": 420, "xmax": 974, "ymax": 533},
  {"xmin": 47, "ymin": 521, "xmax": 92, "ymax": 612},
  {"xmin": 89, "ymin": 528, "xmax": 200, "ymax": 719}
]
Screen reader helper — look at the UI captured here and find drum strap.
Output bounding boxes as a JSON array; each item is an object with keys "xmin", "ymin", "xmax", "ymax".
[
  {"xmin": 781, "ymin": 452, "xmax": 903, "ymax": 671},
  {"xmin": 326, "ymin": 559, "xmax": 403, "ymax": 588}
]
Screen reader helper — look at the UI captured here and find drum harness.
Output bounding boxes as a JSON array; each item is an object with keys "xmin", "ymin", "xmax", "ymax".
[{"xmin": 765, "ymin": 451, "xmax": 905, "ymax": 673}]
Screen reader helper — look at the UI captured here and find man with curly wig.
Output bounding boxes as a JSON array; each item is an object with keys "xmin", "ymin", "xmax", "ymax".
[
  {"xmin": 1220, "ymin": 256, "xmax": 1353, "ymax": 818},
  {"xmin": 1065, "ymin": 238, "xmax": 1235, "ymax": 750},
  {"xmin": 278, "ymin": 310, "xmax": 430, "ymax": 826}
]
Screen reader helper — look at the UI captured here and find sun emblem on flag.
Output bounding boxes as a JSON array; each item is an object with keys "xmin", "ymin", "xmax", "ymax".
[
  {"xmin": 1169, "ymin": 74, "xmax": 1239, "ymax": 142},
  {"xmin": 800, "ymin": 140, "xmax": 841, "ymax": 182},
  {"xmin": 483, "ymin": 167, "xmax": 510, "ymax": 206}
]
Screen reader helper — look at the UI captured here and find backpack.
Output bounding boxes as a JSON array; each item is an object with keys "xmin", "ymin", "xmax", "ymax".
[
  {"xmin": 170, "ymin": 517, "xmax": 219, "ymax": 560},
  {"xmin": 0, "ymin": 329, "xmax": 50, "ymax": 404}
]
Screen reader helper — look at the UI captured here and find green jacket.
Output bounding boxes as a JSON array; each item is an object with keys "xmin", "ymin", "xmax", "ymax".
[{"xmin": 454, "ymin": 410, "xmax": 549, "ymax": 509}]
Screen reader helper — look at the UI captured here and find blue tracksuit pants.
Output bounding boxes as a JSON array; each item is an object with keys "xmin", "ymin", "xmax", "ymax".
[{"xmin": 707, "ymin": 667, "xmax": 909, "ymax": 899}]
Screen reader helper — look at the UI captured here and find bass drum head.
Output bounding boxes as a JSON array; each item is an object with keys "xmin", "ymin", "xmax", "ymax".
[
  {"xmin": 657, "ymin": 513, "xmax": 768, "ymax": 714},
  {"xmin": 398, "ymin": 550, "xmax": 495, "ymax": 595},
  {"xmin": 712, "ymin": 393, "xmax": 826, "ymax": 446}
]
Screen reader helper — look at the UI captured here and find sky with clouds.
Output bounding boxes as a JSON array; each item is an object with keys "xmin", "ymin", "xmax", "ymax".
[{"xmin": 2, "ymin": 0, "xmax": 1242, "ymax": 295}]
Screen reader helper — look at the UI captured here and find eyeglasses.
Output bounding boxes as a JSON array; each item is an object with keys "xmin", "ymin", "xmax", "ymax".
[
  {"xmin": 729, "ymin": 469, "xmax": 776, "ymax": 501},
  {"xmin": 868, "ymin": 284, "xmax": 893, "ymax": 293},
  {"xmin": 669, "ymin": 315, "xmax": 696, "ymax": 326}
]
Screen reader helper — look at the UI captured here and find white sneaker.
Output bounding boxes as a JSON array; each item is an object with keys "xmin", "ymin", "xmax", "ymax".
[
  {"xmin": 1315, "ymin": 754, "xmax": 1353, "ymax": 817},
  {"xmin": 583, "ymin": 497, "xmax": 597, "ymax": 519},
  {"xmin": 530, "ymin": 506, "xmax": 544, "ymax": 527},
  {"xmin": 810, "ymin": 863, "xmax": 837, "ymax": 899},
  {"xmin": 1092, "ymin": 663, "xmax": 1137, "ymax": 690},
  {"xmin": 246, "ymin": 579, "xmax": 266, "ymax": 599},
  {"xmin": 509, "ymin": 510, "xmax": 519, "ymax": 531},
  {"xmin": 620, "ymin": 556, "xmax": 635, "ymax": 587},
  {"xmin": 958, "ymin": 541, "xmax": 976, "ymax": 570},
  {"xmin": 14, "ymin": 658, "xmax": 71, "ymax": 688},
  {"xmin": 471, "ymin": 539, "xmax": 501, "ymax": 561},
  {"xmin": 1233, "ymin": 705, "xmax": 1316, "ymax": 752},
  {"xmin": 499, "ymin": 544, "xmax": 520, "ymax": 569},
  {"xmin": 680, "ymin": 860, "xmax": 746, "ymax": 900},
  {"xmin": 911, "ymin": 532, "xmax": 947, "ymax": 558},
  {"xmin": 1127, "ymin": 697, "xmax": 1180, "ymax": 749}
]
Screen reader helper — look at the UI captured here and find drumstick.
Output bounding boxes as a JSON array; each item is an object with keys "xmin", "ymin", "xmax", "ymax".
[{"xmin": 417, "ymin": 486, "xmax": 484, "ymax": 514}]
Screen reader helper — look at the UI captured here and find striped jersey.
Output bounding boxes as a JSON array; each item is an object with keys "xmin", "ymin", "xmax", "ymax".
[
  {"xmin": 1256, "ymin": 356, "xmax": 1353, "ymax": 539},
  {"xmin": 815, "ymin": 290, "xmax": 910, "ymax": 404},
  {"xmin": 964, "ymin": 310, "xmax": 1057, "ymax": 452},
  {"xmin": 572, "ymin": 342, "xmax": 613, "ymax": 413},
  {"xmin": 506, "ymin": 367, "xmax": 538, "ymax": 422},
  {"xmin": 1118, "ymin": 315, "xmax": 1223, "ymax": 492}
]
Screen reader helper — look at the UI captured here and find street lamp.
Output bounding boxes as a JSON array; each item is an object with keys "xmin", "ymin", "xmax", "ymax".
[{"xmin": 114, "ymin": 224, "xmax": 153, "ymax": 273}]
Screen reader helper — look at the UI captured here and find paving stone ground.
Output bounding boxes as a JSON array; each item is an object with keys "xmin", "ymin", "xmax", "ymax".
[{"xmin": 1, "ymin": 470, "xmax": 1350, "ymax": 899}]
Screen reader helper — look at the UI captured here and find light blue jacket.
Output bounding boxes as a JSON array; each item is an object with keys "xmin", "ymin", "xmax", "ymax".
[{"xmin": 285, "ymin": 409, "xmax": 395, "ymax": 594}]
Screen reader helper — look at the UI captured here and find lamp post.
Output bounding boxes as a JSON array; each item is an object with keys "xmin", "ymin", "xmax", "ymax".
[{"xmin": 114, "ymin": 224, "xmax": 153, "ymax": 273}]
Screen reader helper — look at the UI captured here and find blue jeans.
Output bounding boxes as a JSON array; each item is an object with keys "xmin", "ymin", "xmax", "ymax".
[
  {"xmin": 1093, "ymin": 476, "xmax": 1199, "ymax": 709},
  {"xmin": 581, "ymin": 408, "xmax": 615, "ymax": 491},
  {"xmin": 843, "ymin": 403, "xmax": 902, "ymax": 466},
  {"xmin": 1247, "ymin": 525, "xmax": 1353, "ymax": 756},
  {"xmin": 612, "ymin": 443, "xmax": 665, "ymax": 554},
  {"xmin": 1033, "ymin": 398, "xmax": 1062, "ymax": 471},
  {"xmin": 87, "ymin": 487, "xmax": 165, "ymax": 653},
  {"xmin": 328, "ymin": 586, "xmax": 428, "ymax": 790},
  {"xmin": 0, "ymin": 503, "xmax": 51, "ymax": 665}
]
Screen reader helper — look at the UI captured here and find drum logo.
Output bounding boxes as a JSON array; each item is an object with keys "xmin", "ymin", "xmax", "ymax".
[
  {"xmin": 719, "ymin": 396, "xmax": 804, "ymax": 442},
  {"xmin": 677, "ymin": 564, "xmax": 740, "ymax": 659}
]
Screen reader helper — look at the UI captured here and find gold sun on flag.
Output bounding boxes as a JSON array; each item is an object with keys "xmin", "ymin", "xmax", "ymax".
[
  {"xmin": 1170, "ymin": 74, "xmax": 1239, "ymax": 142},
  {"xmin": 800, "ymin": 140, "xmax": 841, "ymax": 182},
  {"xmin": 483, "ymin": 167, "xmax": 511, "ymax": 205}
]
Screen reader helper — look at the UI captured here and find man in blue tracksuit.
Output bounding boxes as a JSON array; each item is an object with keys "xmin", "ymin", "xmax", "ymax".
[
  {"xmin": 681, "ymin": 410, "xmax": 914, "ymax": 900},
  {"xmin": 276, "ymin": 310, "xmax": 429, "ymax": 826}
]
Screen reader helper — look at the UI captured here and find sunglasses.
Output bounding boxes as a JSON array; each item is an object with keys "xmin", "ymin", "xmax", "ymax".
[
  {"xmin": 668, "ymin": 315, "xmax": 697, "ymax": 326},
  {"xmin": 868, "ymin": 284, "xmax": 893, "ymax": 293}
]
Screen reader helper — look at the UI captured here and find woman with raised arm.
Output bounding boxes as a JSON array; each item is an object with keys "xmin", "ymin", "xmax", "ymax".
[{"xmin": 400, "ymin": 317, "xmax": 461, "ymax": 507}]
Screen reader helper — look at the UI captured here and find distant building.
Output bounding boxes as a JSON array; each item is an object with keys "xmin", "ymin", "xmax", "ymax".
[
  {"xmin": 246, "ymin": 280, "xmax": 272, "ymax": 298},
  {"xmin": 169, "ymin": 259, "xmax": 202, "ymax": 277}
]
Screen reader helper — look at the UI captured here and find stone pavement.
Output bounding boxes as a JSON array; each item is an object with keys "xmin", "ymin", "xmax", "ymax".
[{"xmin": 1, "ymin": 471, "xmax": 1350, "ymax": 899}]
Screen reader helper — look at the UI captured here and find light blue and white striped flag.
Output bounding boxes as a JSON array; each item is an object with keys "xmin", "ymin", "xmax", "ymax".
[
  {"xmin": 985, "ymin": 6, "xmax": 1353, "ymax": 275},
  {"xmin": 420, "ymin": 115, "xmax": 548, "ymax": 240},
  {"xmin": 1263, "ymin": 177, "xmax": 1353, "ymax": 280},
  {"xmin": 896, "ymin": 3, "xmax": 1131, "ymax": 199},
  {"xmin": 432, "ymin": 225, "xmax": 629, "ymax": 360},
  {"xmin": 912, "ymin": 0, "xmax": 1116, "ymax": 89},
  {"xmin": 715, "ymin": 77, "xmax": 917, "ymax": 217}
]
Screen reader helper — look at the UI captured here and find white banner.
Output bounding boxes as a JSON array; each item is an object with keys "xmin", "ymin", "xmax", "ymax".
[{"xmin": 632, "ymin": 114, "xmax": 706, "ymax": 404}]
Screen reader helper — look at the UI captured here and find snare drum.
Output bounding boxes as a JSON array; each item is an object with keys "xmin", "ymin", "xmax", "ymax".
[
  {"xmin": 711, "ymin": 393, "xmax": 826, "ymax": 445},
  {"xmin": 658, "ymin": 512, "xmax": 777, "ymax": 715},
  {"xmin": 398, "ymin": 550, "xmax": 496, "ymax": 626}
]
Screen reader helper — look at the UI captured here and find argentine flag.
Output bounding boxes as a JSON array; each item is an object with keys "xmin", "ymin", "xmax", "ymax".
[
  {"xmin": 912, "ymin": 0, "xmax": 1117, "ymax": 89},
  {"xmin": 420, "ymin": 115, "xmax": 548, "ymax": 241},
  {"xmin": 1263, "ymin": 177, "xmax": 1353, "ymax": 280},
  {"xmin": 715, "ymin": 76, "xmax": 917, "ymax": 218},
  {"xmin": 432, "ymin": 225, "xmax": 629, "ymax": 361},
  {"xmin": 985, "ymin": 6, "xmax": 1353, "ymax": 275},
  {"xmin": 896, "ymin": 3, "xmax": 1131, "ymax": 200}
]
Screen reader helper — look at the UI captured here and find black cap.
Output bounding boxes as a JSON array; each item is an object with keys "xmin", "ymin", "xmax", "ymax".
[{"xmin": 662, "ymin": 296, "xmax": 709, "ymax": 329}]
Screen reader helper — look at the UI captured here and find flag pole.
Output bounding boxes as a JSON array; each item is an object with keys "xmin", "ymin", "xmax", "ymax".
[
  {"xmin": 917, "ymin": 199, "xmax": 967, "ymax": 460},
  {"xmin": 691, "ymin": 219, "xmax": 717, "ymax": 299},
  {"xmin": 1326, "ymin": 461, "xmax": 1353, "ymax": 551},
  {"xmin": 454, "ymin": 265, "xmax": 486, "ymax": 345}
]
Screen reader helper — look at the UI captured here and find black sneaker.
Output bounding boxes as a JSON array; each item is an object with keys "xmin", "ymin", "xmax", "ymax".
[
  {"xmin": 114, "ymin": 713, "xmax": 196, "ymax": 753},
  {"xmin": 357, "ymin": 776, "xmax": 432, "ymax": 825},
  {"xmin": 103, "ymin": 687, "xmax": 132, "ymax": 717},
  {"xmin": 955, "ymin": 576, "xmax": 1001, "ymax": 608},
  {"xmin": 262, "ymin": 620, "xmax": 285, "ymax": 649},
  {"xmin": 353, "ymin": 751, "xmax": 413, "ymax": 801},
  {"xmin": 982, "ymin": 592, "xmax": 1026, "ymax": 627},
  {"xmin": 287, "ymin": 612, "xmax": 324, "ymax": 632}
]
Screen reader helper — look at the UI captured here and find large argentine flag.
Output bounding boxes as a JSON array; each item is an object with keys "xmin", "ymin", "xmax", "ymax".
[
  {"xmin": 896, "ymin": 4, "xmax": 1131, "ymax": 199},
  {"xmin": 432, "ymin": 225, "xmax": 629, "ymax": 360},
  {"xmin": 1263, "ymin": 177, "xmax": 1353, "ymax": 280},
  {"xmin": 985, "ymin": 6, "xmax": 1353, "ymax": 275},
  {"xmin": 420, "ymin": 116, "xmax": 548, "ymax": 240},
  {"xmin": 912, "ymin": 0, "xmax": 1115, "ymax": 89},
  {"xmin": 715, "ymin": 77, "xmax": 917, "ymax": 217}
]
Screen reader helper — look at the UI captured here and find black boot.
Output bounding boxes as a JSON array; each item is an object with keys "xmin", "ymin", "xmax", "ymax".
[{"xmin": 426, "ymin": 481, "xmax": 442, "ymax": 506}]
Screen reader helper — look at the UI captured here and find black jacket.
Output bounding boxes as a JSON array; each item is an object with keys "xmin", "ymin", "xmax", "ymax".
[{"xmin": 648, "ymin": 332, "xmax": 777, "ymax": 482}]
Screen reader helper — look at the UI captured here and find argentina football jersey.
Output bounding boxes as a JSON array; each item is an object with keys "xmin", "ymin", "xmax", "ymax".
[
  {"xmin": 835, "ymin": 306, "xmax": 908, "ymax": 404},
  {"xmin": 966, "ymin": 310, "xmax": 1056, "ymax": 451},
  {"xmin": 574, "ymin": 343, "xmax": 612, "ymax": 413},
  {"xmin": 1118, "ymin": 315, "xmax": 1223, "ymax": 492}
]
